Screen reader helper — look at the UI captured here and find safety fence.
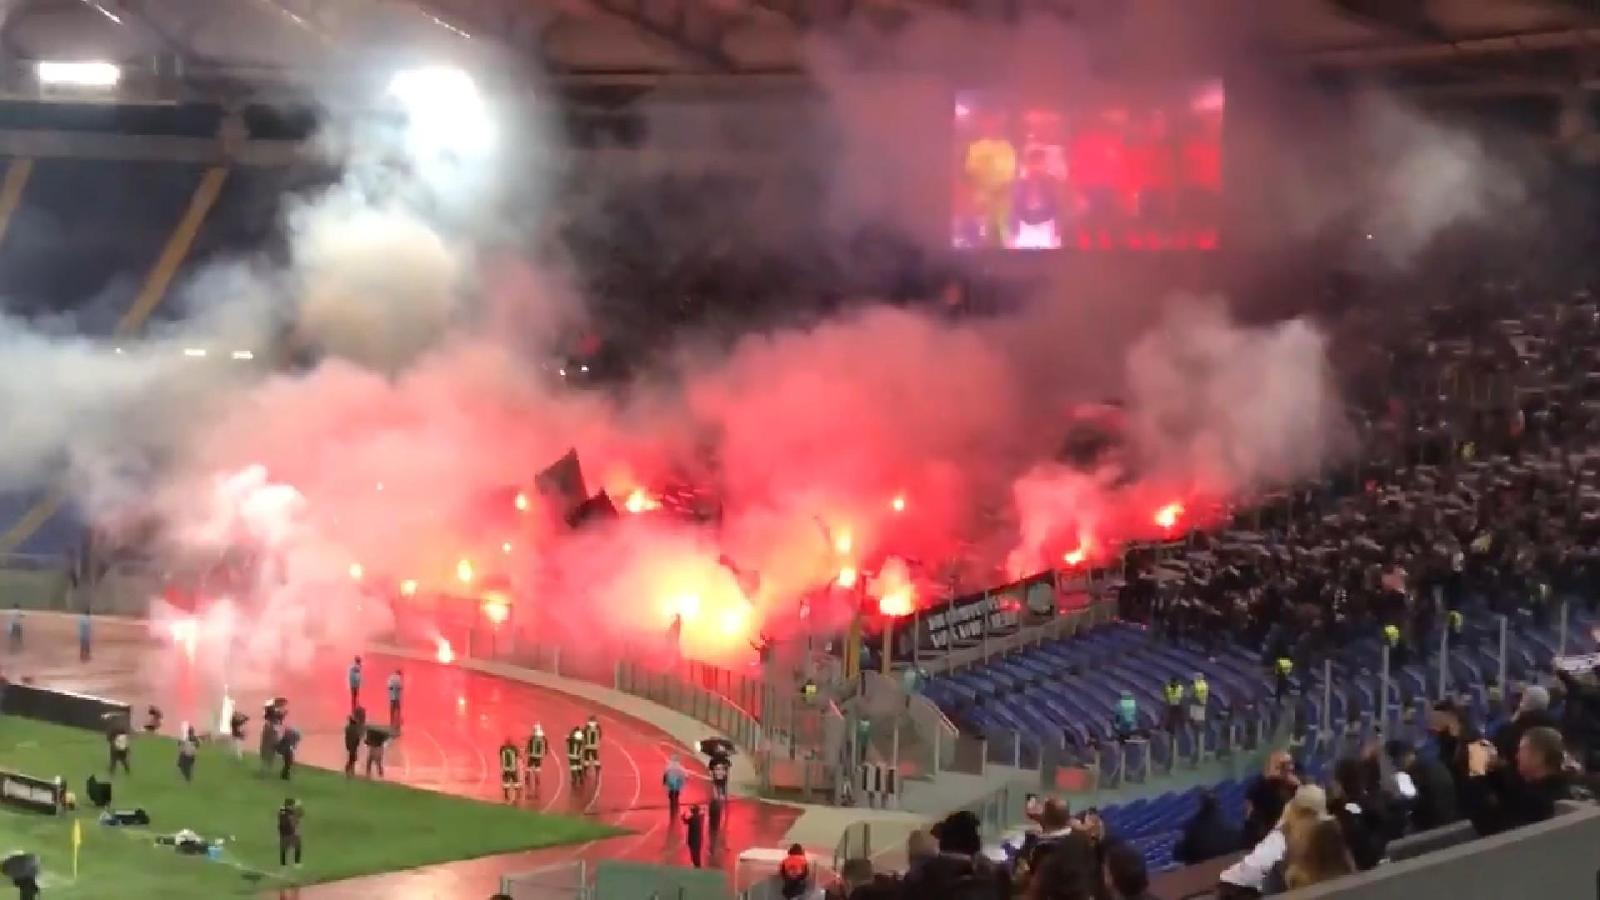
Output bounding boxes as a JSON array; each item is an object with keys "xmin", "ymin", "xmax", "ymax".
[
  {"xmin": 501, "ymin": 860, "xmax": 741, "ymax": 900},
  {"xmin": 614, "ymin": 658, "xmax": 764, "ymax": 756},
  {"xmin": 396, "ymin": 614, "xmax": 849, "ymax": 796},
  {"xmin": 500, "ymin": 861, "xmax": 589, "ymax": 900}
]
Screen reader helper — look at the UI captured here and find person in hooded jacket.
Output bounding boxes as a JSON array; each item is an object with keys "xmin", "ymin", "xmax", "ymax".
[{"xmin": 914, "ymin": 810, "xmax": 1008, "ymax": 900}]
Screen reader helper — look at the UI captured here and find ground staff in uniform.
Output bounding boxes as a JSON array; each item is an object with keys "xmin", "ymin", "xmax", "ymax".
[
  {"xmin": 499, "ymin": 738, "xmax": 521, "ymax": 802},
  {"xmin": 582, "ymin": 715, "xmax": 602, "ymax": 779},
  {"xmin": 567, "ymin": 727, "xmax": 586, "ymax": 788},
  {"xmin": 525, "ymin": 724, "xmax": 547, "ymax": 791}
]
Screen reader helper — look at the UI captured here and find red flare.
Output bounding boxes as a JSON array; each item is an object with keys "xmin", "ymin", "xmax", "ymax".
[
  {"xmin": 878, "ymin": 588, "xmax": 914, "ymax": 618},
  {"xmin": 1154, "ymin": 502, "xmax": 1184, "ymax": 531},
  {"xmin": 837, "ymin": 566, "xmax": 858, "ymax": 589},
  {"xmin": 482, "ymin": 595, "xmax": 510, "ymax": 626}
]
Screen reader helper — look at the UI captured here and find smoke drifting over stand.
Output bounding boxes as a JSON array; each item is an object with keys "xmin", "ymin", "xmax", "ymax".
[{"xmin": 0, "ymin": 6, "xmax": 1540, "ymax": 696}]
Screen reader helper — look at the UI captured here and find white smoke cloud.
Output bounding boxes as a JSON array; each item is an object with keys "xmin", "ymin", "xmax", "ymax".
[
  {"xmin": 288, "ymin": 196, "xmax": 467, "ymax": 370},
  {"xmin": 1125, "ymin": 299, "xmax": 1350, "ymax": 491}
]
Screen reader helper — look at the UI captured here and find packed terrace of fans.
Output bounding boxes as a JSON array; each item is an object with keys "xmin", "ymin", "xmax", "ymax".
[{"xmin": 836, "ymin": 277, "xmax": 1600, "ymax": 898}]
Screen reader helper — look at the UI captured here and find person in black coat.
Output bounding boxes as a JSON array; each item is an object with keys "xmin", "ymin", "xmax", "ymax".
[
  {"xmin": 682, "ymin": 804, "xmax": 704, "ymax": 868},
  {"xmin": 1463, "ymin": 726, "xmax": 1569, "ymax": 836},
  {"xmin": 1428, "ymin": 698, "xmax": 1483, "ymax": 815},
  {"xmin": 1242, "ymin": 752, "xmax": 1299, "ymax": 847},
  {"xmin": 1175, "ymin": 791, "xmax": 1241, "ymax": 865},
  {"xmin": 1555, "ymin": 668, "xmax": 1600, "ymax": 769},
  {"xmin": 343, "ymin": 714, "xmax": 363, "ymax": 777},
  {"xmin": 1389, "ymin": 740, "xmax": 1460, "ymax": 832},
  {"xmin": 1328, "ymin": 757, "xmax": 1388, "ymax": 871}
]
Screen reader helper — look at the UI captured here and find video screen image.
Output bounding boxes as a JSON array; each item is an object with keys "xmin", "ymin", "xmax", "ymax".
[{"xmin": 952, "ymin": 80, "xmax": 1224, "ymax": 252}]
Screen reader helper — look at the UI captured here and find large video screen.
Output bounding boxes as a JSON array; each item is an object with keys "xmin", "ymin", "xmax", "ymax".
[{"xmin": 952, "ymin": 81, "xmax": 1224, "ymax": 252}]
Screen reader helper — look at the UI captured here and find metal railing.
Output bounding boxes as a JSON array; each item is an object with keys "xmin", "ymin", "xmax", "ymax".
[
  {"xmin": 615, "ymin": 658, "xmax": 764, "ymax": 756},
  {"xmin": 500, "ymin": 861, "xmax": 590, "ymax": 900},
  {"xmin": 942, "ymin": 704, "xmax": 1273, "ymax": 790},
  {"xmin": 0, "ymin": 552, "xmax": 68, "ymax": 572},
  {"xmin": 406, "ymin": 619, "xmax": 850, "ymax": 792}
]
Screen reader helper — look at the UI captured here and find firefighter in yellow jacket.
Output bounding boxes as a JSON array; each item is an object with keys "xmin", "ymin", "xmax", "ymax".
[{"xmin": 582, "ymin": 715, "xmax": 602, "ymax": 780}]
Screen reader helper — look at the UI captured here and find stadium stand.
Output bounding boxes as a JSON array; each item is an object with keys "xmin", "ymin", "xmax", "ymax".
[{"xmin": 903, "ymin": 287, "xmax": 1600, "ymax": 883}]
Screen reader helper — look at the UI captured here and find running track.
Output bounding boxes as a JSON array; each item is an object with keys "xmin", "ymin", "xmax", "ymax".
[{"xmin": 13, "ymin": 630, "xmax": 801, "ymax": 899}]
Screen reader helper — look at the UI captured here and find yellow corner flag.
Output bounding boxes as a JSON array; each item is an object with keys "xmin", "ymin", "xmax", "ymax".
[{"xmin": 71, "ymin": 817, "xmax": 82, "ymax": 877}]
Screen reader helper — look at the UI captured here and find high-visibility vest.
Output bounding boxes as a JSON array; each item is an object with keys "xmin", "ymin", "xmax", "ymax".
[
  {"xmin": 1164, "ymin": 683, "xmax": 1184, "ymax": 705},
  {"xmin": 1383, "ymin": 625, "xmax": 1400, "ymax": 646},
  {"xmin": 527, "ymin": 734, "xmax": 546, "ymax": 760},
  {"xmin": 500, "ymin": 745, "xmax": 518, "ymax": 773},
  {"xmin": 1192, "ymin": 679, "xmax": 1209, "ymax": 705},
  {"xmin": 780, "ymin": 854, "xmax": 808, "ymax": 882},
  {"xmin": 1448, "ymin": 611, "xmax": 1464, "ymax": 633},
  {"xmin": 1276, "ymin": 658, "xmax": 1293, "ymax": 676}
]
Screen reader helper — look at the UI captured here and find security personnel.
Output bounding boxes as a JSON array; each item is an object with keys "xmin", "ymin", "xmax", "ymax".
[
  {"xmin": 1383, "ymin": 622, "xmax": 1406, "ymax": 667},
  {"xmin": 525, "ymin": 724, "xmax": 547, "ymax": 791},
  {"xmin": 1163, "ymin": 678, "xmax": 1186, "ymax": 733},
  {"xmin": 582, "ymin": 715, "xmax": 602, "ymax": 779},
  {"xmin": 1189, "ymin": 673, "xmax": 1209, "ymax": 727},
  {"xmin": 498, "ymin": 738, "xmax": 520, "ymax": 803},
  {"xmin": 1274, "ymin": 656, "xmax": 1293, "ymax": 701},
  {"xmin": 566, "ymin": 726, "xmax": 586, "ymax": 788},
  {"xmin": 1448, "ymin": 609, "xmax": 1467, "ymax": 648}
]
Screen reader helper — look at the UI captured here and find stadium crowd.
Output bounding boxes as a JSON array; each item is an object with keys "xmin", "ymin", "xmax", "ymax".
[{"xmin": 822, "ymin": 275, "xmax": 1600, "ymax": 899}]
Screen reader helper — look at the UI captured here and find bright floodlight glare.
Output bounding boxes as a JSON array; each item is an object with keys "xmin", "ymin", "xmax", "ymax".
[
  {"xmin": 386, "ymin": 66, "xmax": 494, "ymax": 158},
  {"xmin": 37, "ymin": 61, "xmax": 121, "ymax": 88}
]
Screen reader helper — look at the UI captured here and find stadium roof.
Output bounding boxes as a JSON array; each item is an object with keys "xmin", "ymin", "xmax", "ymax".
[{"xmin": 1, "ymin": 0, "xmax": 1597, "ymax": 97}]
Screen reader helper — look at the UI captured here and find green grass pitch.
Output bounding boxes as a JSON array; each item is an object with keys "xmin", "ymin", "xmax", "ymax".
[{"xmin": 0, "ymin": 718, "xmax": 620, "ymax": 898}]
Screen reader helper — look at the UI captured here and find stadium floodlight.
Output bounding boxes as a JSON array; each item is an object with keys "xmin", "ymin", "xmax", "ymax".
[
  {"xmin": 36, "ymin": 61, "xmax": 121, "ymax": 88},
  {"xmin": 386, "ymin": 65, "xmax": 494, "ymax": 159}
]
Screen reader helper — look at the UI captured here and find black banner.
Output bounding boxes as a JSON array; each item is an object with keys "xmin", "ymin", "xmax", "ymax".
[
  {"xmin": 1, "ymin": 682, "xmax": 131, "ymax": 733},
  {"xmin": 892, "ymin": 570, "xmax": 1058, "ymax": 661},
  {"xmin": 0, "ymin": 770, "xmax": 64, "ymax": 815}
]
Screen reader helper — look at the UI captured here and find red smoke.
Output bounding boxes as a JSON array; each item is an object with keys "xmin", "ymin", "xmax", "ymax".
[{"xmin": 137, "ymin": 293, "xmax": 1338, "ymax": 674}]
